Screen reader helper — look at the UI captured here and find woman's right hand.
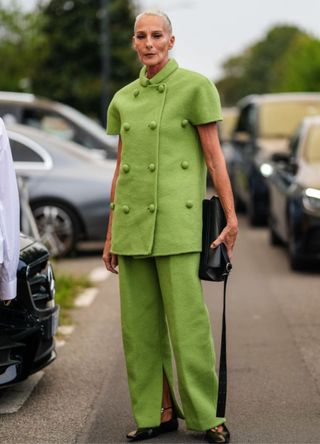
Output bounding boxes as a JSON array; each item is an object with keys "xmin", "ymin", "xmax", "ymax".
[{"xmin": 102, "ymin": 238, "xmax": 118, "ymax": 274}]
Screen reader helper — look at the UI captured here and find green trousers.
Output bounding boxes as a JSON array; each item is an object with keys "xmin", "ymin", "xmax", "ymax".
[{"xmin": 118, "ymin": 252, "xmax": 225, "ymax": 431}]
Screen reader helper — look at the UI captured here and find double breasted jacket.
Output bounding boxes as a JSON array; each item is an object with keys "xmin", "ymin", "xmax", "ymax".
[{"xmin": 107, "ymin": 59, "xmax": 222, "ymax": 256}]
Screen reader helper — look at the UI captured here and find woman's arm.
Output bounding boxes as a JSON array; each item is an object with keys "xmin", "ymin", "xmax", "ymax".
[
  {"xmin": 197, "ymin": 122, "xmax": 238, "ymax": 258},
  {"xmin": 102, "ymin": 137, "xmax": 122, "ymax": 273}
]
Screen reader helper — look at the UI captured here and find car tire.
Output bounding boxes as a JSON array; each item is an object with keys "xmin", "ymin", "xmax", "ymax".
[{"xmin": 31, "ymin": 201, "xmax": 80, "ymax": 258}]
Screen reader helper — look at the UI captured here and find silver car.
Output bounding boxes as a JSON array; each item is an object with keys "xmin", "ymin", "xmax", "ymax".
[
  {"xmin": 0, "ymin": 91, "xmax": 117, "ymax": 159},
  {"xmin": 9, "ymin": 124, "xmax": 115, "ymax": 257}
]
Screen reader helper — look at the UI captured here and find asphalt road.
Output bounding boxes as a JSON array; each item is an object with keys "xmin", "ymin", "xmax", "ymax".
[{"xmin": 1, "ymin": 216, "xmax": 320, "ymax": 443}]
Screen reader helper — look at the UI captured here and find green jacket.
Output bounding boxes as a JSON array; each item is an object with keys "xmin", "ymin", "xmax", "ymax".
[{"xmin": 107, "ymin": 59, "xmax": 222, "ymax": 256}]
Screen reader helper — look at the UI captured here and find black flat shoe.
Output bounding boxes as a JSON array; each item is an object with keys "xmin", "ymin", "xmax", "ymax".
[
  {"xmin": 126, "ymin": 407, "xmax": 179, "ymax": 441},
  {"xmin": 205, "ymin": 424, "xmax": 230, "ymax": 443}
]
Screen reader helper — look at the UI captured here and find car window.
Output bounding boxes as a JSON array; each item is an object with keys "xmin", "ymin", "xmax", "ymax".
[
  {"xmin": 304, "ymin": 125, "xmax": 320, "ymax": 164},
  {"xmin": 10, "ymin": 139, "xmax": 44, "ymax": 163},
  {"xmin": 21, "ymin": 107, "xmax": 111, "ymax": 154},
  {"xmin": 22, "ymin": 108, "xmax": 75, "ymax": 141},
  {"xmin": 0, "ymin": 104, "xmax": 21, "ymax": 122}
]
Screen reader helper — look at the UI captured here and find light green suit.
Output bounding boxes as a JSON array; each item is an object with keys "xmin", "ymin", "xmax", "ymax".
[
  {"xmin": 107, "ymin": 59, "xmax": 225, "ymax": 431},
  {"xmin": 107, "ymin": 58, "xmax": 222, "ymax": 256}
]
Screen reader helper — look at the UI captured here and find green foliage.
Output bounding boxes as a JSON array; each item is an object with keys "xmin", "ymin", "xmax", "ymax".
[
  {"xmin": 0, "ymin": 0, "xmax": 139, "ymax": 122},
  {"xmin": 273, "ymin": 34, "xmax": 320, "ymax": 92},
  {"xmin": 216, "ymin": 25, "xmax": 320, "ymax": 105},
  {"xmin": 54, "ymin": 271, "xmax": 91, "ymax": 325},
  {"xmin": 0, "ymin": 1, "xmax": 43, "ymax": 92},
  {"xmin": 32, "ymin": 0, "xmax": 139, "ymax": 122}
]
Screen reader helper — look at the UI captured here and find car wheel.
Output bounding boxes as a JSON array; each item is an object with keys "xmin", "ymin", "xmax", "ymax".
[{"xmin": 31, "ymin": 202, "xmax": 79, "ymax": 258}]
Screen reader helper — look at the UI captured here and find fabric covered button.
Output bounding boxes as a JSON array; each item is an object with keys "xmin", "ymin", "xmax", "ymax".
[
  {"xmin": 141, "ymin": 77, "xmax": 150, "ymax": 87},
  {"xmin": 148, "ymin": 204, "xmax": 155, "ymax": 213},
  {"xmin": 123, "ymin": 122, "xmax": 130, "ymax": 131},
  {"xmin": 122, "ymin": 205, "xmax": 130, "ymax": 214},
  {"xmin": 186, "ymin": 200, "xmax": 193, "ymax": 209},
  {"xmin": 133, "ymin": 89, "xmax": 139, "ymax": 97},
  {"xmin": 148, "ymin": 163, "xmax": 156, "ymax": 172},
  {"xmin": 110, "ymin": 202, "xmax": 115, "ymax": 210},
  {"xmin": 181, "ymin": 119, "xmax": 189, "ymax": 128},
  {"xmin": 158, "ymin": 84, "xmax": 165, "ymax": 93},
  {"xmin": 122, "ymin": 164, "xmax": 130, "ymax": 173},
  {"xmin": 149, "ymin": 121, "xmax": 157, "ymax": 130},
  {"xmin": 181, "ymin": 160, "xmax": 189, "ymax": 169}
]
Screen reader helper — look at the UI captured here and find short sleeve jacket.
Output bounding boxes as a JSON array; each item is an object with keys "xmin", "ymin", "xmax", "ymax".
[{"xmin": 107, "ymin": 59, "xmax": 222, "ymax": 256}]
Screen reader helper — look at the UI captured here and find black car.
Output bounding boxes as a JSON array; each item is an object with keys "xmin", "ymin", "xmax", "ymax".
[
  {"xmin": 228, "ymin": 93, "xmax": 320, "ymax": 225},
  {"xmin": 0, "ymin": 234, "xmax": 59, "ymax": 387},
  {"xmin": 267, "ymin": 116, "xmax": 320, "ymax": 270}
]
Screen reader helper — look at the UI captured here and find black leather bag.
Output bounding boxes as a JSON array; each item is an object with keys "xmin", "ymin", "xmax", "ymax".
[
  {"xmin": 198, "ymin": 195, "xmax": 233, "ymax": 418},
  {"xmin": 199, "ymin": 196, "xmax": 232, "ymax": 281}
]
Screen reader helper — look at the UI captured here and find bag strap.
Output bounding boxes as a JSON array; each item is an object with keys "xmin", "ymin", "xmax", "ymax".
[{"xmin": 216, "ymin": 273, "xmax": 228, "ymax": 418}]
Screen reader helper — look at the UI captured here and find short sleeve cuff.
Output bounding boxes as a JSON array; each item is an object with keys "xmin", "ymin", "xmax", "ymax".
[
  {"xmin": 106, "ymin": 126, "xmax": 120, "ymax": 136},
  {"xmin": 0, "ymin": 278, "xmax": 17, "ymax": 301}
]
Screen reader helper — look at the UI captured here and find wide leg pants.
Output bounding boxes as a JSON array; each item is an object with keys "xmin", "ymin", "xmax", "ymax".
[{"xmin": 118, "ymin": 252, "xmax": 225, "ymax": 431}]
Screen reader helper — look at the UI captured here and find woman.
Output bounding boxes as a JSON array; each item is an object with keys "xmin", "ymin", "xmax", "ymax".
[{"xmin": 103, "ymin": 10, "xmax": 238, "ymax": 444}]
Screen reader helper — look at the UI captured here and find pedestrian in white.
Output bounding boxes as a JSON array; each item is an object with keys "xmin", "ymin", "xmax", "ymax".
[{"xmin": 0, "ymin": 118, "xmax": 20, "ymax": 301}]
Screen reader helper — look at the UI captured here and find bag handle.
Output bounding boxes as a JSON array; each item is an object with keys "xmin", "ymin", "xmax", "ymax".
[{"xmin": 216, "ymin": 273, "xmax": 228, "ymax": 418}]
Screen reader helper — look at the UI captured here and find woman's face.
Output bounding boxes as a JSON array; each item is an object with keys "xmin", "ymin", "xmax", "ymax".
[{"xmin": 133, "ymin": 15, "xmax": 175, "ymax": 70}]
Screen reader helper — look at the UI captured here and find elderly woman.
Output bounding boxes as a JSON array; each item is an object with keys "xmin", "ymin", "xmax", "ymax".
[{"xmin": 103, "ymin": 10, "xmax": 238, "ymax": 444}]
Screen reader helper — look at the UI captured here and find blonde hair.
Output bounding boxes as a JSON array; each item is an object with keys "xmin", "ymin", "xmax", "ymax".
[{"xmin": 134, "ymin": 10, "xmax": 172, "ymax": 34}]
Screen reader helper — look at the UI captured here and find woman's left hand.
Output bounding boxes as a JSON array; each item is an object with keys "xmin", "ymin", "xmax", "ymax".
[{"xmin": 210, "ymin": 221, "xmax": 238, "ymax": 259}]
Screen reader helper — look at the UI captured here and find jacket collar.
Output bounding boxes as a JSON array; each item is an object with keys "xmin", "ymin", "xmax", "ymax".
[{"xmin": 139, "ymin": 58, "xmax": 179, "ymax": 87}]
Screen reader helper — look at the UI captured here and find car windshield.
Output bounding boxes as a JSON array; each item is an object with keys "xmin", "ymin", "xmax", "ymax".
[
  {"xmin": 259, "ymin": 101, "xmax": 320, "ymax": 139},
  {"xmin": 304, "ymin": 125, "xmax": 320, "ymax": 164}
]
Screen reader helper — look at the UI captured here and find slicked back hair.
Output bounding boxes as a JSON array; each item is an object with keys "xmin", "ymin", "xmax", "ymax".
[{"xmin": 134, "ymin": 10, "xmax": 173, "ymax": 35}]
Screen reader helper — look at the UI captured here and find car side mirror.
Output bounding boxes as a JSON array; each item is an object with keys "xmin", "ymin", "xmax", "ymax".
[
  {"xmin": 271, "ymin": 152, "xmax": 298, "ymax": 175},
  {"xmin": 271, "ymin": 152, "xmax": 290, "ymax": 163},
  {"xmin": 288, "ymin": 157, "xmax": 298, "ymax": 175}
]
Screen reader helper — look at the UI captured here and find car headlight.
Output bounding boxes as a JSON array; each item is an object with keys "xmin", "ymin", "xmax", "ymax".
[
  {"xmin": 260, "ymin": 163, "xmax": 273, "ymax": 177},
  {"xmin": 302, "ymin": 188, "xmax": 320, "ymax": 212}
]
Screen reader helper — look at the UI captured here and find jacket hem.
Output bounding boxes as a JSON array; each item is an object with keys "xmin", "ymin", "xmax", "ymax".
[{"xmin": 110, "ymin": 247, "xmax": 201, "ymax": 257}]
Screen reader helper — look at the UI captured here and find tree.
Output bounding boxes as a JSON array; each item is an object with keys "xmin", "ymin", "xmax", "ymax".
[
  {"xmin": 273, "ymin": 33, "xmax": 320, "ymax": 92},
  {"xmin": 0, "ymin": 1, "xmax": 42, "ymax": 92},
  {"xmin": 32, "ymin": 0, "xmax": 139, "ymax": 122},
  {"xmin": 216, "ymin": 25, "xmax": 309, "ymax": 105}
]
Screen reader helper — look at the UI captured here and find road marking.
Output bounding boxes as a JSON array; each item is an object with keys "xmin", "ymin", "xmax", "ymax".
[
  {"xmin": 74, "ymin": 288, "xmax": 98, "ymax": 307},
  {"xmin": 0, "ymin": 371, "xmax": 44, "ymax": 414},
  {"xmin": 55, "ymin": 339, "xmax": 66, "ymax": 348},
  {"xmin": 89, "ymin": 267, "xmax": 111, "ymax": 283},
  {"xmin": 58, "ymin": 325, "xmax": 75, "ymax": 336}
]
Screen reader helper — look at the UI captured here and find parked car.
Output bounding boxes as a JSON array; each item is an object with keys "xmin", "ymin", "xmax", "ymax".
[
  {"xmin": 9, "ymin": 124, "xmax": 115, "ymax": 257},
  {"xmin": 228, "ymin": 93, "xmax": 320, "ymax": 224},
  {"xmin": 0, "ymin": 233, "xmax": 58, "ymax": 387},
  {"xmin": 267, "ymin": 115, "xmax": 320, "ymax": 269},
  {"xmin": 219, "ymin": 107, "xmax": 239, "ymax": 144},
  {"xmin": 0, "ymin": 91, "xmax": 117, "ymax": 159}
]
